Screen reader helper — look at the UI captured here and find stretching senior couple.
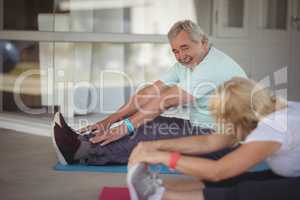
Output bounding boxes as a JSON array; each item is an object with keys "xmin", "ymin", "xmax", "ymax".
[{"xmin": 51, "ymin": 20, "xmax": 300, "ymax": 200}]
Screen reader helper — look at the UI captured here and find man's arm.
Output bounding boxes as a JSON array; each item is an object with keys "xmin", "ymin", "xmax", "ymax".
[
  {"xmin": 129, "ymin": 85, "xmax": 195, "ymax": 128},
  {"xmin": 80, "ymin": 80, "xmax": 168, "ymax": 132},
  {"xmin": 113, "ymin": 80, "xmax": 168, "ymax": 121},
  {"xmin": 90, "ymin": 84, "xmax": 196, "ymax": 144}
]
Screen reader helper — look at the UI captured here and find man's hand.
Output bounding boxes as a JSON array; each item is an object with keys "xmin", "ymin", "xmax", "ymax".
[
  {"xmin": 78, "ymin": 118, "xmax": 112, "ymax": 134},
  {"xmin": 89, "ymin": 124, "xmax": 128, "ymax": 146},
  {"xmin": 128, "ymin": 142, "xmax": 167, "ymax": 167}
]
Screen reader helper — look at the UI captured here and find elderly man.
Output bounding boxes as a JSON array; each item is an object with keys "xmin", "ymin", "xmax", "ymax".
[{"xmin": 52, "ymin": 20, "xmax": 247, "ymax": 165}]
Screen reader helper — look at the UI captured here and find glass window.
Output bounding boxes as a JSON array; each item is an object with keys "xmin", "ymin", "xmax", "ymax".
[
  {"xmin": 124, "ymin": 43, "xmax": 172, "ymax": 85},
  {"xmin": 293, "ymin": 0, "xmax": 300, "ymax": 31},
  {"xmin": 1, "ymin": 0, "xmax": 200, "ymax": 117},
  {"xmin": 259, "ymin": 0, "xmax": 288, "ymax": 30},
  {"xmin": 0, "ymin": 40, "xmax": 173, "ymax": 115},
  {"xmin": 224, "ymin": 0, "xmax": 244, "ymax": 28},
  {"xmin": 3, "ymin": 0, "xmax": 54, "ymax": 31},
  {"xmin": 215, "ymin": 0, "xmax": 248, "ymax": 37},
  {"xmin": 0, "ymin": 40, "xmax": 41, "ymax": 111},
  {"xmin": 3, "ymin": 0, "xmax": 198, "ymax": 34}
]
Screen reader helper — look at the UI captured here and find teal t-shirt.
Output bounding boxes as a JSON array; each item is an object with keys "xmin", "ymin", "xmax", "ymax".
[{"xmin": 160, "ymin": 47, "xmax": 248, "ymax": 128}]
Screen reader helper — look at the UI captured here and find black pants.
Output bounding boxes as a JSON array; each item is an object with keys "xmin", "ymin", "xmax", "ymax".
[
  {"xmin": 78, "ymin": 116, "xmax": 231, "ymax": 165},
  {"xmin": 203, "ymin": 170, "xmax": 300, "ymax": 200}
]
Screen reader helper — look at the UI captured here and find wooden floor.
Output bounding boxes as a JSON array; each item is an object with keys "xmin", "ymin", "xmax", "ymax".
[
  {"xmin": 0, "ymin": 128, "xmax": 187, "ymax": 200},
  {"xmin": 0, "ymin": 128, "xmax": 126, "ymax": 200}
]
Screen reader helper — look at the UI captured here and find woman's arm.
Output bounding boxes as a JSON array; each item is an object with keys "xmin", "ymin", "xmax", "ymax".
[
  {"xmin": 137, "ymin": 134, "xmax": 236, "ymax": 155},
  {"xmin": 129, "ymin": 141, "xmax": 281, "ymax": 182}
]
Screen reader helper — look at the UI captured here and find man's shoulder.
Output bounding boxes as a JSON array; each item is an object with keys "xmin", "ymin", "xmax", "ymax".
[
  {"xmin": 201, "ymin": 47, "xmax": 226, "ymax": 65},
  {"xmin": 209, "ymin": 47, "xmax": 234, "ymax": 62},
  {"xmin": 198, "ymin": 47, "xmax": 247, "ymax": 77},
  {"xmin": 209, "ymin": 47, "xmax": 243, "ymax": 69}
]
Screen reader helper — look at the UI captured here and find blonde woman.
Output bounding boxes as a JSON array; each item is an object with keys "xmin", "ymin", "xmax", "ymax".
[{"xmin": 127, "ymin": 77, "xmax": 300, "ymax": 200}]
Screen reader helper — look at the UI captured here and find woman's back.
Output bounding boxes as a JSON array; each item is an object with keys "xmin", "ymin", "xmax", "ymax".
[{"xmin": 244, "ymin": 101, "xmax": 300, "ymax": 177}]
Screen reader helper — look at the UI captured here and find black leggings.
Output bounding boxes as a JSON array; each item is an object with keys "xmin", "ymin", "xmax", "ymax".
[{"xmin": 203, "ymin": 170, "xmax": 300, "ymax": 200}]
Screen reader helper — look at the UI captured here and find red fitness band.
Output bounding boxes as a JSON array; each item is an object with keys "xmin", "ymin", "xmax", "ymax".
[{"xmin": 168, "ymin": 152, "xmax": 181, "ymax": 169}]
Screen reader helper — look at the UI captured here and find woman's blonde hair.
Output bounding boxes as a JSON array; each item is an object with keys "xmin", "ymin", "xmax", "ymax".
[{"xmin": 208, "ymin": 77, "xmax": 286, "ymax": 142}]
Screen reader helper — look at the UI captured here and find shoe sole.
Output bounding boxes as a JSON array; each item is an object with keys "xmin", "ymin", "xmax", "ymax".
[
  {"xmin": 51, "ymin": 112, "xmax": 68, "ymax": 165},
  {"xmin": 127, "ymin": 163, "xmax": 146, "ymax": 200}
]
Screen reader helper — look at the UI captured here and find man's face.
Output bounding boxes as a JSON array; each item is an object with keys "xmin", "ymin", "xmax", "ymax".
[{"xmin": 170, "ymin": 30, "xmax": 208, "ymax": 69}]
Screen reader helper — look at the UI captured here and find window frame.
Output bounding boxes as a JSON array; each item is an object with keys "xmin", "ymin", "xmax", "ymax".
[{"xmin": 213, "ymin": 0, "xmax": 249, "ymax": 38}]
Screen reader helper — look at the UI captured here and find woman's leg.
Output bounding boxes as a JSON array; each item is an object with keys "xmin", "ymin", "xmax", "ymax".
[
  {"xmin": 153, "ymin": 178, "xmax": 206, "ymax": 200},
  {"xmin": 234, "ymin": 176, "xmax": 300, "ymax": 200},
  {"xmin": 203, "ymin": 171, "xmax": 300, "ymax": 200},
  {"xmin": 163, "ymin": 178, "xmax": 205, "ymax": 191},
  {"xmin": 162, "ymin": 189, "xmax": 204, "ymax": 200}
]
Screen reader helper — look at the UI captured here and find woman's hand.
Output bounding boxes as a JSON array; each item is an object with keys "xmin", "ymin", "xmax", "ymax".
[
  {"xmin": 89, "ymin": 123, "xmax": 128, "ymax": 146},
  {"xmin": 128, "ymin": 142, "xmax": 169, "ymax": 167}
]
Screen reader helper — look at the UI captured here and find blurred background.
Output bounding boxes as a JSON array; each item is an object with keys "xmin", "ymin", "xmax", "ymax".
[{"xmin": 0, "ymin": 0, "xmax": 299, "ymax": 135}]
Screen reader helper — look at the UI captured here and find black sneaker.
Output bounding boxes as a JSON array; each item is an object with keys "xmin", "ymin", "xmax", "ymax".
[
  {"xmin": 52, "ymin": 112, "xmax": 80, "ymax": 165},
  {"xmin": 57, "ymin": 112, "xmax": 80, "ymax": 138}
]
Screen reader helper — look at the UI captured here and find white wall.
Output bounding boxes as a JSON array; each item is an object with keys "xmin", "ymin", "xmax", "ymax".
[
  {"xmin": 288, "ymin": 0, "xmax": 300, "ymax": 101},
  {"xmin": 195, "ymin": 0, "xmax": 212, "ymax": 34},
  {"xmin": 0, "ymin": 0, "xmax": 3, "ymax": 112},
  {"xmin": 208, "ymin": 0, "xmax": 295, "ymax": 100}
]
